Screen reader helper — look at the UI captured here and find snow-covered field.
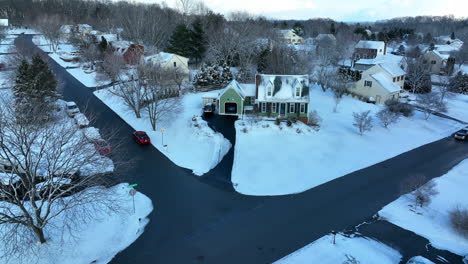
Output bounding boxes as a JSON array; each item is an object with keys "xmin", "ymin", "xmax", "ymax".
[
  {"xmin": 95, "ymin": 89, "xmax": 231, "ymax": 175},
  {"xmin": 68, "ymin": 67, "xmax": 110, "ymax": 88},
  {"xmin": 0, "ymin": 38, "xmax": 15, "ymax": 45},
  {"xmin": 379, "ymin": 159, "xmax": 468, "ymax": 256},
  {"xmin": 0, "ymin": 183, "xmax": 153, "ymax": 264},
  {"xmin": 444, "ymin": 92, "xmax": 468, "ymax": 123},
  {"xmin": 232, "ymin": 85, "xmax": 464, "ymax": 195},
  {"xmin": 0, "ymin": 44, "xmax": 15, "ymax": 53},
  {"xmin": 274, "ymin": 234, "xmax": 401, "ymax": 264},
  {"xmin": 6, "ymin": 27, "xmax": 40, "ymax": 35}
]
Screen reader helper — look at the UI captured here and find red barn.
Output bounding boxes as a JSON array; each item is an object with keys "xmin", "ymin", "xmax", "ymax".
[{"xmin": 112, "ymin": 41, "xmax": 144, "ymax": 65}]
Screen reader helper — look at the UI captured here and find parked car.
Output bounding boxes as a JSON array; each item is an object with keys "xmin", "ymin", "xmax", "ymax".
[
  {"xmin": 83, "ymin": 127, "xmax": 102, "ymax": 143},
  {"xmin": 133, "ymin": 131, "xmax": 151, "ymax": 145},
  {"xmin": 74, "ymin": 113, "xmax": 89, "ymax": 128},
  {"xmin": 454, "ymin": 127, "xmax": 468, "ymax": 141},
  {"xmin": 66, "ymin": 101, "xmax": 80, "ymax": 117},
  {"xmin": 203, "ymin": 103, "xmax": 215, "ymax": 115},
  {"xmin": 94, "ymin": 139, "xmax": 111, "ymax": 155}
]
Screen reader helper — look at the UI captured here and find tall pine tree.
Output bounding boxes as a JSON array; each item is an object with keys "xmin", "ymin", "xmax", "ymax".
[
  {"xmin": 166, "ymin": 24, "xmax": 193, "ymax": 58},
  {"xmin": 190, "ymin": 19, "xmax": 206, "ymax": 63}
]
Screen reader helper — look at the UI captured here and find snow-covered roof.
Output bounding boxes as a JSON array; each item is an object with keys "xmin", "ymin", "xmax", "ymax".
[
  {"xmin": 355, "ymin": 54, "xmax": 405, "ymax": 67},
  {"xmin": 241, "ymin": 84, "xmax": 256, "ymax": 97},
  {"xmin": 257, "ymin": 74, "xmax": 309, "ymax": 102},
  {"xmin": 0, "ymin": 19, "xmax": 8, "ymax": 27},
  {"xmin": 432, "ymin": 50, "xmax": 450, "ymax": 60},
  {"xmin": 434, "ymin": 44, "xmax": 459, "ymax": 54},
  {"xmin": 316, "ymin": 34, "xmax": 336, "ymax": 41},
  {"xmin": 0, "ymin": 172, "xmax": 20, "ymax": 185},
  {"xmin": 371, "ymin": 73, "xmax": 401, "ymax": 93},
  {"xmin": 380, "ymin": 63, "xmax": 405, "ymax": 77},
  {"xmin": 279, "ymin": 29, "xmax": 293, "ymax": 34},
  {"xmin": 66, "ymin": 101, "xmax": 77, "ymax": 107},
  {"xmin": 96, "ymin": 33, "xmax": 118, "ymax": 42},
  {"xmin": 60, "ymin": 25, "xmax": 73, "ymax": 34},
  {"xmin": 355, "ymin": 40, "xmax": 385, "ymax": 50},
  {"xmin": 111, "ymin": 40, "xmax": 132, "ymax": 49},
  {"xmin": 146, "ymin": 52, "xmax": 175, "ymax": 64}
]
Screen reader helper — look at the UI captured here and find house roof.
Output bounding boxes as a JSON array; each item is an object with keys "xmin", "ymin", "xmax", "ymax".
[
  {"xmin": 371, "ymin": 73, "xmax": 401, "ymax": 93},
  {"xmin": 380, "ymin": 63, "xmax": 406, "ymax": 77},
  {"xmin": 257, "ymin": 74, "xmax": 309, "ymax": 102},
  {"xmin": 316, "ymin": 34, "xmax": 336, "ymax": 41},
  {"xmin": 431, "ymin": 50, "xmax": 450, "ymax": 60},
  {"xmin": 279, "ymin": 29, "xmax": 293, "ymax": 34},
  {"xmin": 355, "ymin": 40, "xmax": 385, "ymax": 50},
  {"xmin": 212, "ymin": 81, "xmax": 256, "ymax": 100},
  {"xmin": 355, "ymin": 54, "xmax": 404, "ymax": 66}
]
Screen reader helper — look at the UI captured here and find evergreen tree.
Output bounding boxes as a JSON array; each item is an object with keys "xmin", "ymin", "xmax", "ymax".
[
  {"xmin": 450, "ymin": 31, "xmax": 456, "ymax": 40},
  {"xmin": 190, "ymin": 19, "xmax": 206, "ymax": 62},
  {"xmin": 330, "ymin": 23, "xmax": 336, "ymax": 35},
  {"xmin": 429, "ymin": 43, "xmax": 435, "ymax": 51},
  {"xmin": 98, "ymin": 36, "xmax": 108, "ymax": 53},
  {"xmin": 166, "ymin": 24, "xmax": 192, "ymax": 58},
  {"xmin": 14, "ymin": 59, "xmax": 32, "ymax": 104},
  {"xmin": 220, "ymin": 63, "xmax": 233, "ymax": 84},
  {"xmin": 423, "ymin": 33, "xmax": 433, "ymax": 43},
  {"xmin": 397, "ymin": 45, "xmax": 405, "ymax": 55},
  {"xmin": 293, "ymin": 22, "xmax": 304, "ymax": 37}
]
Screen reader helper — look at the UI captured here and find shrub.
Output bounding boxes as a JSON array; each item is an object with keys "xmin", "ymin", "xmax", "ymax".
[
  {"xmin": 286, "ymin": 120, "xmax": 292, "ymax": 127},
  {"xmin": 352, "ymin": 111, "xmax": 373, "ymax": 135},
  {"xmin": 307, "ymin": 110, "xmax": 322, "ymax": 127},
  {"xmin": 376, "ymin": 108, "xmax": 400, "ymax": 128},
  {"xmin": 290, "ymin": 116, "xmax": 297, "ymax": 123},
  {"xmin": 400, "ymin": 175, "xmax": 438, "ymax": 208},
  {"xmin": 262, "ymin": 124, "xmax": 270, "ymax": 128},
  {"xmin": 275, "ymin": 118, "xmax": 280, "ymax": 126},
  {"xmin": 385, "ymin": 99, "xmax": 414, "ymax": 117},
  {"xmin": 296, "ymin": 128, "xmax": 302, "ymax": 134},
  {"xmin": 450, "ymin": 207, "xmax": 468, "ymax": 237},
  {"xmin": 192, "ymin": 115, "xmax": 197, "ymax": 121}
]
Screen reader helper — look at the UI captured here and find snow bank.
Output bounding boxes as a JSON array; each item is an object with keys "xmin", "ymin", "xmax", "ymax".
[
  {"xmin": 6, "ymin": 27, "xmax": 41, "ymax": 35},
  {"xmin": 274, "ymin": 234, "xmax": 401, "ymax": 264},
  {"xmin": 0, "ymin": 183, "xmax": 153, "ymax": 264},
  {"xmin": 94, "ymin": 89, "xmax": 231, "ymax": 175},
  {"xmin": 0, "ymin": 45, "xmax": 15, "ymax": 53},
  {"xmin": 232, "ymin": 85, "xmax": 463, "ymax": 195},
  {"xmin": 407, "ymin": 256, "xmax": 436, "ymax": 264},
  {"xmin": 67, "ymin": 68, "xmax": 110, "ymax": 88},
  {"xmin": 379, "ymin": 159, "xmax": 468, "ymax": 256},
  {"xmin": 443, "ymin": 91, "xmax": 468, "ymax": 123}
]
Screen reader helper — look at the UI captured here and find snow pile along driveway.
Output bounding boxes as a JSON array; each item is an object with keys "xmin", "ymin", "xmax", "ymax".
[
  {"xmin": 274, "ymin": 234, "xmax": 401, "ymax": 264},
  {"xmin": 232, "ymin": 85, "xmax": 463, "ymax": 195},
  {"xmin": 95, "ymin": 89, "xmax": 231, "ymax": 175},
  {"xmin": 379, "ymin": 159, "xmax": 468, "ymax": 256}
]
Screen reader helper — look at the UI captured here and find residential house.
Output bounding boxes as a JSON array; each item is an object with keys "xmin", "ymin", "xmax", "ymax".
[
  {"xmin": 354, "ymin": 53, "xmax": 406, "ymax": 72},
  {"xmin": 0, "ymin": 19, "xmax": 8, "ymax": 27},
  {"xmin": 75, "ymin": 24, "xmax": 93, "ymax": 37},
  {"xmin": 279, "ymin": 29, "xmax": 304, "ymax": 45},
  {"xmin": 145, "ymin": 52, "xmax": 189, "ymax": 80},
  {"xmin": 217, "ymin": 80, "xmax": 256, "ymax": 116},
  {"xmin": 351, "ymin": 64, "xmax": 405, "ymax": 104},
  {"xmin": 255, "ymin": 74, "xmax": 309, "ymax": 122},
  {"xmin": 421, "ymin": 50, "xmax": 450, "ymax": 74},
  {"xmin": 59, "ymin": 25, "xmax": 73, "ymax": 40},
  {"xmin": 315, "ymin": 34, "xmax": 336, "ymax": 45},
  {"xmin": 207, "ymin": 74, "xmax": 310, "ymax": 123},
  {"xmin": 111, "ymin": 41, "xmax": 144, "ymax": 65},
  {"xmin": 354, "ymin": 40, "xmax": 387, "ymax": 60}
]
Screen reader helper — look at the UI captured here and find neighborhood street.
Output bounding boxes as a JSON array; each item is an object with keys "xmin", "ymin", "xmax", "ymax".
[{"xmin": 15, "ymin": 34, "xmax": 468, "ymax": 264}]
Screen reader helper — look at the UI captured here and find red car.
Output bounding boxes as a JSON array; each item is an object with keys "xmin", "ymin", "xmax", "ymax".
[
  {"xmin": 94, "ymin": 139, "xmax": 111, "ymax": 155},
  {"xmin": 133, "ymin": 131, "xmax": 151, "ymax": 145}
]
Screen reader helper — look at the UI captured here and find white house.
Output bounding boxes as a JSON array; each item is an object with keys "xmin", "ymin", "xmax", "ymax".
[
  {"xmin": 0, "ymin": 19, "xmax": 9, "ymax": 27},
  {"xmin": 354, "ymin": 53, "xmax": 406, "ymax": 72}
]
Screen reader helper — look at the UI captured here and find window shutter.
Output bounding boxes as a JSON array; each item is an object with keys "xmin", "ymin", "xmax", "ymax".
[
  {"xmin": 286, "ymin": 103, "xmax": 290, "ymax": 113},
  {"xmin": 305, "ymin": 103, "xmax": 308, "ymax": 113}
]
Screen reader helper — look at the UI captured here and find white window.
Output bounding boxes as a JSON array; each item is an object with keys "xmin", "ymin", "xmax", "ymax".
[
  {"xmin": 295, "ymin": 86, "xmax": 301, "ymax": 97},
  {"xmin": 261, "ymin": 102, "xmax": 266, "ymax": 113},
  {"xmin": 267, "ymin": 85, "xmax": 272, "ymax": 97},
  {"xmin": 300, "ymin": 104, "xmax": 305, "ymax": 113},
  {"xmin": 289, "ymin": 104, "xmax": 295, "ymax": 113},
  {"xmin": 272, "ymin": 103, "xmax": 277, "ymax": 113}
]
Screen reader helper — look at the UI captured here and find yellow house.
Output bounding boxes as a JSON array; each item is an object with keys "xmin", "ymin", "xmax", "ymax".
[
  {"xmin": 279, "ymin": 30, "xmax": 303, "ymax": 45},
  {"xmin": 145, "ymin": 52, "xmax": 189, "ymax": 80},
  {"xmin": 351, "ymin": 63, "xmax": 405, "ymax": 104}
]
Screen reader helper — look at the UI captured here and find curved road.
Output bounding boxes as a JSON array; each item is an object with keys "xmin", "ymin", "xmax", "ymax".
[{"xmin": 15, "ymin": 35, "xmax": 468, "ymax": 264}]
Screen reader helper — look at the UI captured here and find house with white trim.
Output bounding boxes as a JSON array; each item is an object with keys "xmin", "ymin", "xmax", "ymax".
[
  {"xmin": 278, "ymin": 29, "xmax": 304, "ymax": 45},
  {"xmin": 351, "ymin": 64, "xmax": 405, "ymax": 104},
  {"xmin": 145, "ymin": 52, "xmax": 189, "ymax": 80}
]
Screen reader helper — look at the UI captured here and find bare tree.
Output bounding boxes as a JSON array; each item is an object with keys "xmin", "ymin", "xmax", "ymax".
[
  {"xmin": 81, "ymin": 45, "xmax": 101, "ymax": 65},
  {"xmin": 405, "ymin": 57, "xmax": 431, "ymax": 94},
  {"xmin": 416, "ymin": 93, "xmax": 446, "ymax": 120},
  {"xmin": 329, "ymin": 76, "xmax": 348, "ymax": 112},
  {"xmin": 400, "ymin": 175, "xmax": 438, "ymax": 208},
  {"xmin": 168, "ymin": 67, "xmax": 187, "ymax": 95},
  {"xmin": 434, "ymin": 74, "xmax": 454, "ymax": 104},
  {"xmin": 99, "ymin": 53, "xmax": 126, "ymax": 88},
  {"xmin": 376, "ymin": 109, "xmax": 400, "ymax": 128},
  {"xmin": 0, "ymin": 99, "xmax": 123, "ymax": 260},
  {"xmin": 307, "ymin": 110, "xmax": 322, "ymax": 129},
  {"xmin": 36, "ymin": 15, "xmax": 62, "ymax": 52},
  {"xmin": 139, "ymin": 64, "xmax": 181, "ymax": 130},
  {"xmin": 352, "ymin": 111, "xmax": 373, "ymax": 135}
]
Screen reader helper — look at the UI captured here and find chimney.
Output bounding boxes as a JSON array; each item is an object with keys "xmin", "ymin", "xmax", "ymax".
[
  {"xmin": 383, "ymin": 42, "xmax": 387, "ymax": 55},
  {"xmin": 255, "ymin": 74, "xmax": 261, "ymax": 100}
]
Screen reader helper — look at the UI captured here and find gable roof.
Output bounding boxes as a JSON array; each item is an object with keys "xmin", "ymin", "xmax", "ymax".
[
  {"xmin": 380, "ymin": 63, "xmax": 406, "ymax": 77},
  {"xmin": 219, "ymin": 80, "xmax": 256, "ymax": 99},
  {"xmin": 371, "ymin": 73, "xmax": 401, "ymax": 93},
  {"xmin": 257, "ymin": 74, "xmax": 309, "ymax": 102},
  {"xmin": 356, "ymin": 40, "xmax": 385, "ymax": 50}
]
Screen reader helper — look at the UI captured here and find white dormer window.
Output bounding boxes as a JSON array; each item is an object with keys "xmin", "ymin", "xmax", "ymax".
[
  {"xmin": 295, "ymin": 86, "xmax": 301, "ymax": 97},
  {"xmin": 267, "ymin": 84, "xmax": 273, "ymax": 97}
]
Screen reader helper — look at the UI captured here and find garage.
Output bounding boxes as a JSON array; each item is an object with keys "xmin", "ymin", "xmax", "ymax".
[{"xmin": 225, "ymin": 102, "xmax": 238, "ymax": 114}]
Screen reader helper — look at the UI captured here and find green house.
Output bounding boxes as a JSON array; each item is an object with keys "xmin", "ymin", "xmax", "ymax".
[{"xmin": 218, "ymin": 80, "xmax": 256, "ymax": 116}]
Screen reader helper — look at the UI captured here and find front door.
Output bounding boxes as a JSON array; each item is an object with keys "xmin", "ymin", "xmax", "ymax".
[{"xmin": 280, "ymin": 103, "xmax": 286, "ymax": 116}]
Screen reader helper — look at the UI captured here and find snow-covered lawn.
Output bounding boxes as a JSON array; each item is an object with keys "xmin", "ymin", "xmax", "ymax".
[
  {"xmin": 274, "ymin": 234, "xmax": 401, "ymax": 264},
  {"xmin": 232, "ymin": 85, "xmax": 463, "ymax": 195},
  {"xmin": 0, "ymin": 44, "xmax": 15, "ymax": 53},
  {"xmin": 379, "ymin": 159, "xmax": 468, "ymax": 256},
  {"xmin": 0, "ymin": 38, "xmax": 15, "ymax": 45},
  {"xmin": 443, "ymin": 92, "xmax": 468, "ymax": 123},
  {"xmin": 6, "ymin": 27, "xmax": 40, "ymax": 35},
  {"xmin": 94, "ymin": 89, "xmax": 231, "ymax": 175},
  {"xmin": 0, "ymin": 183, "xmax": 153, "ymax": 264}
]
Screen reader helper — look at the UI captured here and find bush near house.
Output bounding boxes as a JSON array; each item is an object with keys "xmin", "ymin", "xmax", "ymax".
[
  {"xmin": 385, "ymin": 99, "xmax": 414, "ymax": 117},
  {"xmin": 450, "ymin": 207, "xmax": 468, "ymax": 238},
  {"xmin": 449, "ymin": 72, "xmax": 468, "ymax": 95}
]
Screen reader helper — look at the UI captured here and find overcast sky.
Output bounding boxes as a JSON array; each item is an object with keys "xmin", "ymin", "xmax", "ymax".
[{"xmin": 132, "ymin": 0, "xmax": 466, "ymax": 21}]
